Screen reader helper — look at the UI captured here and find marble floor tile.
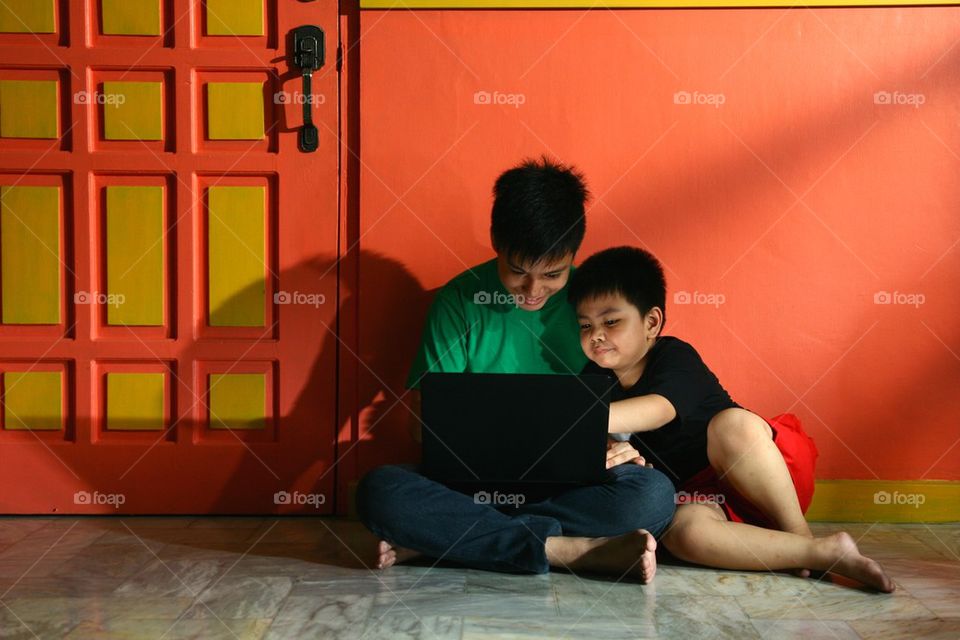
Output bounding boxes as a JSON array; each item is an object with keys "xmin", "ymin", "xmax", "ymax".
[
  {"xmin": 461, "ymin": 615, "xmax": 655, "ymax": 639},
  {"xmin": 0, "ymin": 576, "xmax": 123, "ymax": 598},
  {"xmin": 850, "ymin": 617, "xmax": 960, "ymax": 640},
  {"xmin": 362, "ymin": 614, "xmax": 463, "ymax": 640},
  {"xmin": 647, "ymin": 563, "xmax": 809, "ymax": 597},
  {"xmin": 291, "ymin": 564, "xmax": 467, "ymax": 597},
  {"xmin": 113, "ymin": 557, "xmax": 227, "ymax": 598},
  {"xmin": 748, "ymin": 618, "xmax": 861, "ymax": 639},
  {"xmin": 263, "ymin": 594, "xmax": 373, "ymax": 638},
  {"xmin": 186, "ymin": 575, "xmax": 294, "ymax": 620},
  {"xmin": 370, "ymin": 590, "xmax": 558, "ymax": 619},
  {"xmin": 736, "ymin": 590, "xmax": 939, "ymax": 620},
  {"xmin": 63, "ymin": 617, "xmax": 272, "ymax": 640},
  {"xmin": 0, "ymin": 518, "xmax": 956, "ymax": 639}
]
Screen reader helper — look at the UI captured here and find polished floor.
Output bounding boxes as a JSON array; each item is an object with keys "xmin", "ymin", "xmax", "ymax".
[{"xmin": 0, "ymin": 518, "xmax": 956, "ymax": 639}]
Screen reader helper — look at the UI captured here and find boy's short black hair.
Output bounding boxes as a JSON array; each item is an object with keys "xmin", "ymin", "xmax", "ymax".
[
  {"xmin": 568, "ymin": 246, "xmax": 667, "ymax": 334},
  {"xmin": 491, "ymin": 156, "xmax": 589, "ymax": 265}
]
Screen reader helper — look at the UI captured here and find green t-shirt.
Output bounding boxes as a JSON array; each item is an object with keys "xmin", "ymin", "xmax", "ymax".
[{"xmin": 406, "ymin": 258, "xmax": 588, "ymax": 389}]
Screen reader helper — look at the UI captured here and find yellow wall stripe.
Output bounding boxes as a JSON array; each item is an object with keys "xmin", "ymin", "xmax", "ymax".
[
  {"xmin": 101, "ymin": 0, "xmax": 161, "ymax": 36},
  {"xmin": 3, "ymin": 371, "xmax": 62, "ymax": 430},
  {"xmin": 1, "ymin": 186, "xmax": 61, "ymax": 325},
  {"xmin": 206, "ymin": 82, "xmax": 265, "ymax": 140},
  {"xmin": 361, "ymin": 0, "xmax": 960, "ymax": 6},
  {"xmin": 106, "ymin": 373, "xmax": 165, "ymax": 431},
  {"xmin": 0, "ymin": 80, "xmax": 59, "ymax": 139},
  {"xmin": 106, "ymin": 186, "xmax": 164, "ymax": 326},
  {"xmin": 0, "ymin": 0, "xmax": 55, "ymax": 33},
  {"xmin": 207, "ymin": 186, "xmax": 266, "ymax": 327},
  {"xmin": 102, "ymin": 81, "xmax": 163, "ymax": 141},
  {"xmin": 806, "ymin": 480, "xmax": 960, "ymax": 523},
  {"xmin": 205, "ymin": 0, "xmax": 264, "ymax": 36},
  {"xmin": 209, "ymin": 373, "xmax": 266, "ymax": 429}
]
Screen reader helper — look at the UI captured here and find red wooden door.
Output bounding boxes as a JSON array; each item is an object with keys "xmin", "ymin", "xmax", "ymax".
[{"xmin": 0, "ymin": 0, "xmax": 340, "ymax": 513}]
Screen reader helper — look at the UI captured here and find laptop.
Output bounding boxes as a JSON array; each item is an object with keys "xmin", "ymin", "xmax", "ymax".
[{"xmin": 420, "ymin": 373, "xmax": 615, "ymax": 503}]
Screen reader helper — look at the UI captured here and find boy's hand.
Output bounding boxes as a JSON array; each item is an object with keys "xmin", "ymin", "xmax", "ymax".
[{"xmin": 606, "ymin": 437, "xmax": 648, "ymax": 469}]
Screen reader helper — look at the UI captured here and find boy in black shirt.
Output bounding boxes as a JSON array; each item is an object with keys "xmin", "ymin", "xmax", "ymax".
[{"xmin": 568, "ymin": 246, "xmax": 894, "ymax": 592}]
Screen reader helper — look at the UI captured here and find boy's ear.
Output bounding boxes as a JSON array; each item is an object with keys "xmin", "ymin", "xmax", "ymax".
[{"xmin": 646, "ymin": 307, "xmax": 664, "ymax": 334}]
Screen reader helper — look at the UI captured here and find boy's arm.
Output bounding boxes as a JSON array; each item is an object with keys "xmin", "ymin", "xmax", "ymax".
[
  {"xmin": 405, "ymin": 288, "xmax": 470, "ymax": 443},
  {"xmin": 608, "ymin": 394, "xmax": 677, "ymax": 435}
]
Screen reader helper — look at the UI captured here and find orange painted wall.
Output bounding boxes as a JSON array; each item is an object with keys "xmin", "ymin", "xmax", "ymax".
[{"xmin": 352, "ymin": 8, "xmax": 960, "ymax": 482}]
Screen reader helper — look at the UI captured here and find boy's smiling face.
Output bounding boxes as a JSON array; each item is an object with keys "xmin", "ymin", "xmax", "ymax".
[
  {"xmin": 577, "ymin": 292, "xmax": 662, "ymax": 387},
  {"xmin": 496, "ymin": 252, "xmax": 574, "ymax": 311}
]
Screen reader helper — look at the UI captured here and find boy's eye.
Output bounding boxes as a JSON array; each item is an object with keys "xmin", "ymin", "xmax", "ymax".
[
  {"xmin": 545, "ymin": 273, "xmax": 561, "ymax": 279},
  {"xmin": 579, "ymin": 323, "xmax": 591, "ymax": 331},
  {"xmin": 511, "ymin": 269, "xmax": 525, "ymax": 276},
  {"xmin": 604, "ymin": 319, "xmax": 619, "ymax": 327}
]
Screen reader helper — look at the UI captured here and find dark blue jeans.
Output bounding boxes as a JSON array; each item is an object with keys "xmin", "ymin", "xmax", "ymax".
[{"xmin": 356, "ymin": 463, "xmax": 676, "ymax": 574}]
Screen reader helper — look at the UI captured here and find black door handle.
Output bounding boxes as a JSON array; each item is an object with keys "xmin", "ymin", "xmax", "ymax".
[{"xmin": 291, "ymin": 25, "xmax": 324, "ymax": 153}]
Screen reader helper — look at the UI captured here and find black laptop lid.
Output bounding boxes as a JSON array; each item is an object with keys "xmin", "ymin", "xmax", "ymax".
[{"xmin": 420, "ymin": 373, "xmax": 613, "ymax": 486}]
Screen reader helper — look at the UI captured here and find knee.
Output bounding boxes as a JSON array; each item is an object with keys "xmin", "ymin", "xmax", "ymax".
[
  {"xmin": 661, "ymin": 504, "xmax": 719, "ymax": 559},
  {"xmin": 707, "ymin": 408, "xmax": 770, "ymax": 457},
  {"xmin": 615, "ymin": 466, "xmax": 677, "ymax": 529},
  {"xmin": 355, "ymin": 464, "xmax": 410, "ymax": 528}
]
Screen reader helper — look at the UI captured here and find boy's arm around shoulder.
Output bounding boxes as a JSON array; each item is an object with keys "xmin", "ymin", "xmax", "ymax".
[{"xmin": 608, "ymin": 394, "xmax": 676, "ymax": 435}]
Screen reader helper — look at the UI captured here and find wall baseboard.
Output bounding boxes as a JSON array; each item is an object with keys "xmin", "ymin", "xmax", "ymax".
[{"xmin": 806, "ymin": 480, "xmax": 960, "ymax": 523}]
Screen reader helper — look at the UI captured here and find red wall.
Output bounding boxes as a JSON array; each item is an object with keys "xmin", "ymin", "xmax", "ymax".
[{"xmin": 353, "ymin": 8, "xmax": 960, "ymax": 482}]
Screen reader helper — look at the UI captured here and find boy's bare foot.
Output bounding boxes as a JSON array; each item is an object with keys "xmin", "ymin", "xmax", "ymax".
[
  {"xmin": 374, "ymin": 540, "xmax": 420, "ymax": 569},
  {"xmin": 546, "ymin": 529, "xmax": 657, "ymax": 584},
  {"xmin": 817, "ymin": 532, "xmax": 894, "ymax": 593}
]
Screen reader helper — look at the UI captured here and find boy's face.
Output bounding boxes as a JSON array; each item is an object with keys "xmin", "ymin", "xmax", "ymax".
[
  {"xmin": 576, "ymin": 293, "xmax": 661, "ymax": 379},
  {"xmin": 496, "ymin": 252, "xmax": 574, "ymax": 311}
]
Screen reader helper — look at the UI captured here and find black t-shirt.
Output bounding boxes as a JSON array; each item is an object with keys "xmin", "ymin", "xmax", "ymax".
[{"xmin": 581, "ymin": 336, "xmax": 739, "ymax": 488}]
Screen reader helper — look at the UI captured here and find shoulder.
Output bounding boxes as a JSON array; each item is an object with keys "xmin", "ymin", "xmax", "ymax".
[
  {"xmin": 649, "ymin": 336, "xmax": 707, "ymax": 368},
  {"xmin": 436, "ymin": 259, "xmax": 498, "ymax": 301}
]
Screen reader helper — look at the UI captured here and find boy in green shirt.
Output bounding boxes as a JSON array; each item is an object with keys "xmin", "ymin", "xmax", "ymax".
[{"xmin": 357, "ymin": 158, "xmax": 676, "ymax": 582}]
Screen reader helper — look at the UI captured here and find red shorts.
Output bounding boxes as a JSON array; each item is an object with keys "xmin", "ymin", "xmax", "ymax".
[{"xmin": 678, "ymin": 413, "xmax": 819, "ymax": 527}]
